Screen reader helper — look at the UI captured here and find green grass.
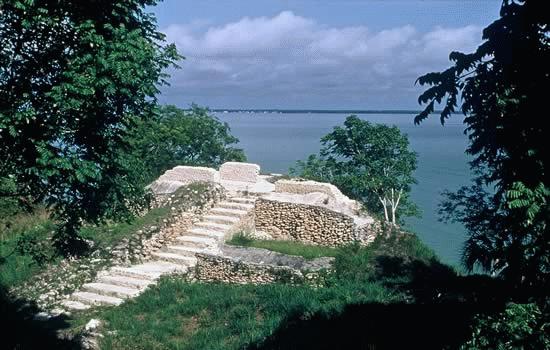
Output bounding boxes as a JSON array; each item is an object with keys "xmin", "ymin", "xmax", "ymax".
[
  {"xmin": 227, "ymin": 234, "xmax": 341, "ymax": 259},
  {"xmin": 0, "ymin": 183, "xmax": 216, "ymax": 289},
  {"xmin": 0, "ymin": 216, "xmax": 57, "ymax": 288},
  {"xmin": 81, "ymin": 233, "xmax": 444, "ymax": 350},
  {"xmin": 81, "ymin": 182, "xmax": 215, "ymax": 250},
  {"xmin": 79, "ymin": 206, "xmax": 170, "ymax": 249},
  {"xmin": 94, "ymin": 273, "xmax": 397, "ymax": 349},
  {"xmin": 0, "ymin": 207, "xmax": 173, "ymax": 289}
]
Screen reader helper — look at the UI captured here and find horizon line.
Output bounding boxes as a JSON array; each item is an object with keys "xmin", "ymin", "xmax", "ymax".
[{"xmin": 180, "ymin": 108, "xmax": 455, "ymax": 115}]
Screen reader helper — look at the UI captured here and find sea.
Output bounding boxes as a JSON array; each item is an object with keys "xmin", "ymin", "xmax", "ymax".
[{"xmin": 214, "ymin": 111, "xmax": 471, "ymax": 266}]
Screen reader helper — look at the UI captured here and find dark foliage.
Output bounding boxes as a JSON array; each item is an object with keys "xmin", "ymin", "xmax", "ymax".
[
  {"xmin": 0, "ymin": 285, "xmax": 79, "ymax": 349},
  {"xmin": 415, "ymin": 0, "xmax": 549, "ymax": 292},
  {"xmin": 0, "ymin": 0, "xmax": 181, "ymax": 254},
  {"xmin": 127, "ymin": 104, "xmax": 246, "ymax": 183}
]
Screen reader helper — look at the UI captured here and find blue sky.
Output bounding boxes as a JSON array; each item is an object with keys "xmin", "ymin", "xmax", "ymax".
[{"xmin": 153, "ymin": 0, "xmax": 502, "ymax": 109}]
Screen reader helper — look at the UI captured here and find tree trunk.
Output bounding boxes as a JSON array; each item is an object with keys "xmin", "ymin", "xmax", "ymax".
[
  {"xmin": 379, "ymin": 196, "xmax": 389, "ymax": 222},
  {"xmin": 389, "ymin": 188, "xmax": 402, "ymax": 226}
]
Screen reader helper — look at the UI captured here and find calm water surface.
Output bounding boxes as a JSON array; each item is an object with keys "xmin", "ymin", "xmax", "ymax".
[{"xmin": 216, "ymin": 112, "xmax": 471, "ymax": 266}]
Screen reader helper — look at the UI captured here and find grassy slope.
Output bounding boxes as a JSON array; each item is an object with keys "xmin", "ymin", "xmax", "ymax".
[
  {"xmin": 86, "ymin": 234, "xmax": 450, "ymax": 349},
  {"xmin": 0, "ymin": 209, "xmax": 57, "ymax": 287},
  {"xmin": 2, "ymin": 193, "xmax": 484, "ymax": 349},
  {"xmin": 80, "ymin": 206, "xmax": 170, "ymax": 250},
  {"xmin": 99, "ymin": 279, "xmax": 394, "ymax": 350},
  {"xmin": 0, "ymin": 207, "xmax": 169, "ymax": 289},
  {"xmin": 227, "ymin": 234, "xmax": 341, "ymax": 259},
  {"xmin": 0, "ymin": 183, "xmax": 215, "ymax": 289}
]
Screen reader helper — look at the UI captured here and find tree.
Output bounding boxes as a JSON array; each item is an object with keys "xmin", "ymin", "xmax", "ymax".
[
  {"xmin": 415, "ymin": 0, "xmax": 549, "ymax": 291},
  {"xmin": 128, "ymin": 104, "xmax": 246, "ymax": 183},
  {"xmin": 291, "ymin": 115, "xmax": 418, "ymax": 225},
  {"xmin": 0, "ymin": 1, "xmax": 181, "ymax": 254}
]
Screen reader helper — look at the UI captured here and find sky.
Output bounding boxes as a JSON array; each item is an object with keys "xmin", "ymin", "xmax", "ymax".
[{"xmin": 152, "ymin": 0, "xmax": 502, "ymax": 110}]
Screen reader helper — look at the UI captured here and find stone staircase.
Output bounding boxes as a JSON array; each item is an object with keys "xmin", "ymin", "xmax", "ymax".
[{"xmin": 61, "ymin": 196, "xmax": 255, "ymax": 311}]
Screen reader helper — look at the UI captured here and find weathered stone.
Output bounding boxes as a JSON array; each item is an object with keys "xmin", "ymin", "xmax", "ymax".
[
  {"xmin": 194, "ymin": 246, "xmax": 332, "ymax": 285},
  {"xmin": 219, "ymin": 162, "xmax": 260, "ymax": 183},
  {"xmin": 254, "ymin": 198, "xmax": 357, "ymax": 247}
]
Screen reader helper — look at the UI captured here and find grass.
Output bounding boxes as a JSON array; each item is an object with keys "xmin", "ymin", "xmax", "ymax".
[
  {"xmin": 0, "ymin": 208, "xmax": 57, "ymax": 287},
  {"xmin": 74, "ymin": 233, "xmax": 450, "ymax": 350},
  {"xmin": 80, "ymin": 206, "xmax": 170, "ymax": 250},
  {"xmin": 0, "ymin": 183, "xmax": 215, "ymax": 289},
  {"xmin": 94, "ymin": 269, "xmax": 398, "ymax": 350},
  {"xmin": 0, "ymin": 207, "xmax": 173, "ymax": 289},
  {"xmin": 227, "ymin": 234, "xmax": 341, "ymax": 259},
  {"xmin": 2, "ymin": 185, "xmax": 471, "ymax": 348}
]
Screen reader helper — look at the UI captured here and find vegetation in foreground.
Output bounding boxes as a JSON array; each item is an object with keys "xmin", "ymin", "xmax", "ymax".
[
  {"xmin": 0, "ymin": 183, "xmax": 212, "ymax": 297},
  {"xmin": 63, "ymin": 233, "xmax": 548, "ymax": 350},
  {"xmin": 87, "ymin": 234, "xmax": 444, "ymax": 349}
]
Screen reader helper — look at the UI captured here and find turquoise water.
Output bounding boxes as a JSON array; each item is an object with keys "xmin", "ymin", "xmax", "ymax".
[{"xmin": 215, "ymin": 112, "xmax": 471, "ymax": 266}]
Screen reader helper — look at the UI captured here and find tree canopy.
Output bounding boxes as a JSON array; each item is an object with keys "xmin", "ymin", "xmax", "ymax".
[
  {"xmin": 415, "ymin": 0, "xmax": 549, "ymax": 291},
  {"xmin": 291, "ymin": 115, "xmax": 418, "ymax": 225},
  {"xmin": 128, "ymin": 105, "xmax": 246, "ymax": 183},
  {"xmin": 0, "ymin": 0, "xmax": 181, "ymax": 253}
]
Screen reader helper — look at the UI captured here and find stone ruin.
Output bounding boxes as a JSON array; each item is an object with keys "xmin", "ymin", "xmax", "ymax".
[
  {"xmin": 219, "ymin": 162, "xmax": 260, "ymax": 183},
  {"xmin": 57, "ymin": 162, "xmax": 380, "ymax": 311},
  {"xmin": 150, "ymin": 162, "xmax": 377, "ymax": 246}
]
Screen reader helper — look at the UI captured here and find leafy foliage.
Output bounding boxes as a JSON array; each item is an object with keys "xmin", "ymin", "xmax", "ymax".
[
  {"xmin": 0, "ymin": 0, "xmax": 181, "ymax": 254},
  {"xmin": 416, "ymin": 0, "xmax": 549, "ymax": 290},
  {"xmin": 291, "ymin": 115, "xmax": 418, "ymax": 224},
  {"xmin": 14, "ymin": 231, "xmax": 52, "ymax": 266},
  {"xmin": 462, "ymin": 303, "xmax": 550, "ymax": 350},
  {"xmin": 127, "ymin": 104, "xmax": 246, "ymax": 183},
  {"xmin": 0, "ymin": 176, "xmax": 25, "ymax": 218}
]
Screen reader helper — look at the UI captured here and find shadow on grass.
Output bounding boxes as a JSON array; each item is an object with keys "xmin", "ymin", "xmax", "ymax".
[
  {"xmin": 1, "ymin": 285, "xmax": 79, "ymax": 349},
  {"xmin": 250, "ymin": 256, "xmax": 508, "ymax": 350}
]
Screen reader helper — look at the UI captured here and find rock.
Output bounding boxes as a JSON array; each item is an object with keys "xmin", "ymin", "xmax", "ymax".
[
  {"xmin": 85, "ymin": 318, "xmax": 102, "ymax": 332},
  {"xmin": 33, "ymin": 312, "xmax": 51, "ymax": 321}
]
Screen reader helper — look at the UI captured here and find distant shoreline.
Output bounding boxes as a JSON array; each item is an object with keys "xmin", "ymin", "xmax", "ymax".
[{"xmin": 202, "ymin": 109, "xmax": 454, "ymax": 115}]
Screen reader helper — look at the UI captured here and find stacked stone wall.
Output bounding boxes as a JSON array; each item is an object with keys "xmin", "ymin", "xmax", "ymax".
[
  {"xmin": 254, "ymin": 198, "xmax": 357, "ymax": 246},
  {"xmin": 194, "ymin": 253, "xmax": 306, "ymax": 284},
  {"xmin": 194, "ymin": 246, "xmax": 331, "ymax": 285}
]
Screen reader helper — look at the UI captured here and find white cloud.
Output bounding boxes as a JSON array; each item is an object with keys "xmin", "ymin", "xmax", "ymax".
[{"xmin": 160, "ymin": 11, "xmax": 482, "ymax": 108}]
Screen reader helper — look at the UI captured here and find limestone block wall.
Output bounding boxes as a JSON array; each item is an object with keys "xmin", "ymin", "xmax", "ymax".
[
  {"xmin": 157, "ymin": 166, "xmax": 219, "ymax": 185},
  {"xmin": 220, "ymin": 162, "xmax": 260, "ymax": 183},
  {"xmin": 254, "ymin": 198, "xmax": 357, "ymax": 246}
]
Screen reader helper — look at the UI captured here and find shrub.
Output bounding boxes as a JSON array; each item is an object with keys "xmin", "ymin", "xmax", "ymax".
[{"xmin": 462, "ymin": 303, "xmax": 550, "ymax": 350}]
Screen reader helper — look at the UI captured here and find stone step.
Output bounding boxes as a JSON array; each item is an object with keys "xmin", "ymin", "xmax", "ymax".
[
  {"xmin": 187, "ymin": 227, "xmax": 226, "ymax": 239},
  {"xmin": 172, "ymin": 235, "xmax": 216, "ymax": 248},
  {"xmin": 60, "ymin": 300, "xmax": 90, "ymax": 311},
  {"xmin": 71, "ymin": 291, "xmax": 123, "ymax": 306},
  {"xmin": 97, "ymin": 275, "xmax": 153, "ymax": 289},
  {"xmin": 82, "ymin": 282, "xmax": 141, "ymax": 299},
  {"xmin": 209, "ymin": 207, "xmax": 248, "ymax": 217},
  {"xmin": 203, "ymin": 214, "xmax": 240, "ymax": 225},
  {"xmin": 151, "ymin": 251, "xmax": 197, "ymax": 266},
  {"xmin": 194, "ymin": 221, "xmax": 232, "ymax": 232},
  {"xmin": 164, "ymin": 245, "xmax": 210, "ymax": 256},
  {"xmin": 217, "ymin": 201, "xmax": 254, "ymax": 211},
  {"xmin": 229, "ymin": 197, "xmax": 256, "ymax": 204},
  {"xmin": 111, "ymin": 262, "xmax": 185, "ymax": 280}
]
